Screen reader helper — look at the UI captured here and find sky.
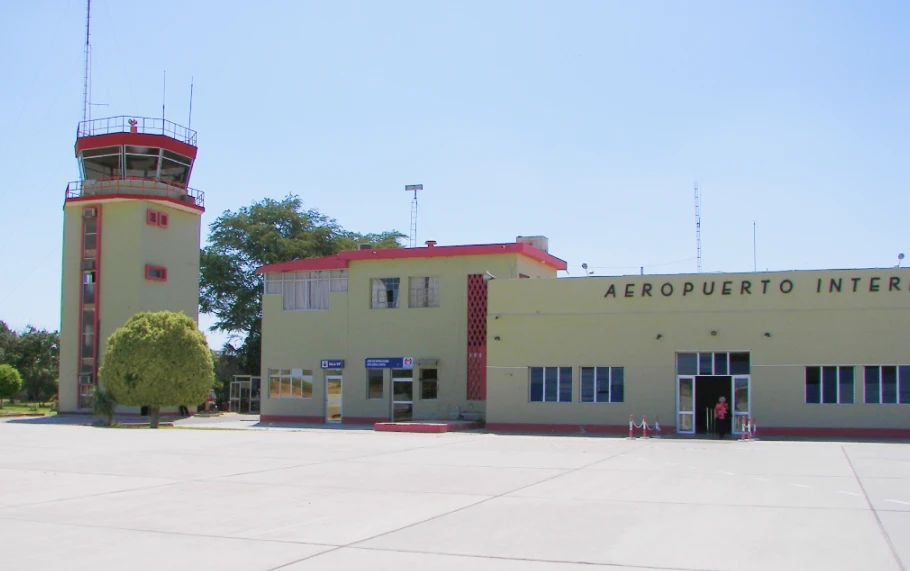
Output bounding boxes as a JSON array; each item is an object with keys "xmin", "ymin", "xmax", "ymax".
[{"xmin": 0, "ymin": 0, "xmax": 907, "ymax": 349}]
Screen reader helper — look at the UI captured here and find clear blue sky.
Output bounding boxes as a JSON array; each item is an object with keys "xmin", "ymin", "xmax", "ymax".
[{"xmin": 1, "ymin": 0, "xmax": 907, "ymax": 349}]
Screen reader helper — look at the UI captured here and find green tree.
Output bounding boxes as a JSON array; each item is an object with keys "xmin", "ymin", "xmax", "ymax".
[
  {"xmin": 0, "ymin": 364, "xmax": 23, "ymax": 408},
  {"xmin": 100, "ymin": 311, "xmax": 214, "ymax": 428},
  {"xmin": 200, "ymin": 195, "xmax": 404, "ymax": 373},
  {"xmin": 0, "ymin": 322, "xmax": 60, "ymax": 405}
]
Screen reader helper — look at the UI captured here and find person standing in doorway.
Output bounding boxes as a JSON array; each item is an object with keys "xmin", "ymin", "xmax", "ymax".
[{"xmin": 715, "ymin": 396, "xmax": 729, "ymax": 439}]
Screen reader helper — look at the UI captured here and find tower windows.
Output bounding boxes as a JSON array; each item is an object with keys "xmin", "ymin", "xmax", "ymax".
[
  {"xmin": 145, "ymin": 265, "xmax": 168, "ymax": 282},
  {"xmin": 146, "ymin": 209, "xmax": 169, "ymax": 228}
]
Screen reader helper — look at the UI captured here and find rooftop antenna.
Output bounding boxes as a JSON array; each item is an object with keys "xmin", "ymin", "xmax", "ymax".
[
  {"xmin": 896, "ymin": 253, "xmax": 905, "ymax": 268},
  {"xmin": 188, "ymin": 77, "xmax": 194, "ymax": 130},
  {"xmin": 162, "ymin": 70, "xmax": 166, "ymax": 134},
  {"xmin": 81, "ymin": 0, "xmax": 92, "ymax": 124},
  {"xmin": 694, "ymin": 182, "xmax": 702, "ymax": 273},
  {"xmin": 404, "ymin": 184, "xmax": 423, "ymax": 248},
  {"xmin": 753, "ymin": 220, "xmax": 757, "ymax": 272}
]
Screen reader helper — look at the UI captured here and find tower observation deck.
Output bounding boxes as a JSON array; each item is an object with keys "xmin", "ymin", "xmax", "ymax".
[{"xmin": 66, "ymin": 115, "xmax": 204, "ymax": 210}]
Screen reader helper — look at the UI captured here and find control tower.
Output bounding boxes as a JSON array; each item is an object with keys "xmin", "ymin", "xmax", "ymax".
[{"xmin": 58, "ymin": 116, "xmax": 205, "ymax": 412}]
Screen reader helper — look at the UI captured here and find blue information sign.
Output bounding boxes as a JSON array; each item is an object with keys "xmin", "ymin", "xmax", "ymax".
[
  {"xmin": 365, "ymin": 357, "xmax": 414, "ymax": 369},
  {"xmin": 320, "ymin": 359, "xmax": 345, "ymax": 369}
]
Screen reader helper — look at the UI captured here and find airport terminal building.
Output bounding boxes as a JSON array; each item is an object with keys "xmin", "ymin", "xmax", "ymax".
[{"xmin": 257, "ymin": 237, "xmax": 910, "ymax": 438}]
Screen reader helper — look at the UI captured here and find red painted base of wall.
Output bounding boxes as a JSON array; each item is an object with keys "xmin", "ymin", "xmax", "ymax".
[
  {"xmin": 342, "ymin": 417, "xmax": 387, "ymax": 425},
  {"xmin": 487, "ymin": 423, "xmax": 910, "ymax": 440},
  {"xmin": 260, "ymin": 415, "xmax": 323, "ymax": 423},
  {"xmin": 374, "ymin": 421, "xmax": 484, "ymax": 433},
  {"xmin": 486, "ymin": 423, "xmax": 635, "ymax": 435}
]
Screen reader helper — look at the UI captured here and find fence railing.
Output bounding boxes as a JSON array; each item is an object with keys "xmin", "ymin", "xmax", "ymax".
[
  {"xmin": 66, "ymin": 178, "xmax": 204, "ymax": 208},
  {"xmin": 76, "ymin": 116, "xmax": 197, "ymax": 146}
]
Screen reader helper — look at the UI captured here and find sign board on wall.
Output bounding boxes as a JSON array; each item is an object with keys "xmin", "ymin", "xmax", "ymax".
[
  {"xmin": 320, "ymin": 360, "xmax": 345, "ymax": 369},
  {"xmin": 365, "ymin": 357, "xmax": 414, "ymax": 369}
]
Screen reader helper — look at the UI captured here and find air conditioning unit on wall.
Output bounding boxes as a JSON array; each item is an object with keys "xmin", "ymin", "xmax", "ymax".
[{"xmin": 82, "ymin": 208, "xmax": 97, "ymax": 218}]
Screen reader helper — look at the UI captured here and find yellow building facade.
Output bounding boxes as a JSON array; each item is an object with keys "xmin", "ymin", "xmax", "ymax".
[
  {"xmin": 259, "ymin": 239, "xmax": 910, "ymax": 438},
  {"xmin": 486, "ymin": 268, "xmax": 910, "ymax": 438},
  {"xmin": 257, "ymin": 240, "xmax": 565, "ymax": 423},
  {"xmin": 58, "ymin": 117, "xmax": 204, "ymax": 414}
]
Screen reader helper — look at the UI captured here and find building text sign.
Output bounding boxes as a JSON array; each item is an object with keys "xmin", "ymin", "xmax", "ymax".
[
  {"xmin": 320, "ymin": 360, "xmax": 345, "ymax": 369},
  {"xmin": 365, "ymin": 357, "xmax": 414, "ymax": 369},
  {"xmin": 604, "ymin": 275, "xmax": 909, "ymax": 299}
]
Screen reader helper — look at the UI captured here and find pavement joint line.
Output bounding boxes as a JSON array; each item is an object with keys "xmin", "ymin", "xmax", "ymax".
[
  {"xmin": 841, "ymin": 445, "xmax": 907, "ymax": 571},
  {"xmin": 886, "ymin": 499, "xmax": 910, "ymax": 506},
  {"xmin": 0, "ymin": 513, "xmax": 343, "ymax": 550},
  {"xmin": 838, "ymin": 491, "xmax": 863, "ymax": 497},
  {"xmin": 345, "ymin": 544, "xmax": 728, "ymax": 571},
  {"xmin": 497, "ymin": 494, "xmax": 872, "ymax": 511},
  {"xmin": 339, "ymin": 442, "xmax": 657, "ymax": 551},
  {"xmin": 790, "ymin": 483, "xmax": 813, "ymax": 489}
]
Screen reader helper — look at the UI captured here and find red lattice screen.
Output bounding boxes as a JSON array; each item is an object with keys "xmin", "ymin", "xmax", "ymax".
[{"xmin": 466, "ymin": 274, "xmax": 488, "ymax": 400}]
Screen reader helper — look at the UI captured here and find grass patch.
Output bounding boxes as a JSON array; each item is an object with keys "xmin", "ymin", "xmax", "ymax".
[{"xmin": 0, "ymin": 402, "xmax": 56, "ymax": 417}]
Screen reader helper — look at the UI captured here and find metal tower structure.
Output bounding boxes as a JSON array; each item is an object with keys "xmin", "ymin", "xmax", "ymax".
[
  {"xmin": 82, "ymin": 0, "xmax": 92, "ymax": 123},
  {"xmin": 694, "ymin": 182, "xmax": 702, "ymax": 273},
  {"xmin": 405, "ymin": 184, "xmax": 423, "ymax": 248}
]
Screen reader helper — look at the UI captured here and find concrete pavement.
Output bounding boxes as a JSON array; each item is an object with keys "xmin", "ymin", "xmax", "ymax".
[{"xmin": 0, "ymin": 417, "xmax": 907, "ymax": 570}]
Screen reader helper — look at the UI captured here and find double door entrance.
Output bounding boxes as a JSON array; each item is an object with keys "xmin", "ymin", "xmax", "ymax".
[{"xmin": 675, "ymin": 351, "xmax": 751, "ymax": 436}]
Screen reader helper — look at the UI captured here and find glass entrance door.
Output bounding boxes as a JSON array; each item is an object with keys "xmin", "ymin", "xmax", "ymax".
[
  {"xmin": 391, "ymin": 369, "xmax": 414, "ymax": 421},
  {"xmin": 677, "ymin": 376, "xmax": 695, "ymax": 434},
  {"xmin": 732, "ymin": 376, "xmax": 750, "ymax": 435},
  {"xmin": 326, "ymin": 376, "xmax": 342, "ymax": 423}
]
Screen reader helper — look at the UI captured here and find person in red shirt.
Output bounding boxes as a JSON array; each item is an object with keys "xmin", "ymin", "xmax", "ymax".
[{"xmin": 715, "ymin": 396, "xmax": 730, "ymax": 439}]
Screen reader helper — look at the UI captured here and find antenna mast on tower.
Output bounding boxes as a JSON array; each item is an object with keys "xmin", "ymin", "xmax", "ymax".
[
  {"xmin": 404, "ymin": 184, "xmax": 423, "ymax": 248},
  {"xmin": 81, "ymin": 0, "xmax": 92, "ymax": 123},
  {"xmin": 695, "ymin": 182, "xmax": 702, "ymax": 273}
]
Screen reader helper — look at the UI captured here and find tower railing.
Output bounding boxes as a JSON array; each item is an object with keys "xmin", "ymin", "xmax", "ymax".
[
  {"xmin": 66, "ymin": 178, "xmax": 204, "ymax": 208},
  {"xmin": 76, "ymin": 116, "xmax": 198, "ymax": 146}
]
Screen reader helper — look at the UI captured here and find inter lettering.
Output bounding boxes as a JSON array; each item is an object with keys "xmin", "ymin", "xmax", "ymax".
[
  {"xmin": 604, "ymin": 284, "xmax": 616, "ymax": 298},
  {"xmin": 816, "ymin": 278, "xmax": 822, "ymax": 293},
  {"xmin": 761, "ymin": 279, "xmax": 771, "ymax": 294},
  {"xmin": 741, "ymin": 281, "xmax": 752, "ymax": 295},
  {"xmin": 869, "ymin": 277, "xmax": 881, "ymax": 292},
  {"xmin": 661, "ymin": 282, "xmax": 673, "ymax": 296},
  {"xmin": 780, "ymin": 279, "xmax": 793, "ymax": 294},
  {"xmin": 721, "ymin": 281, "xmax": 733, "ymax": 295},
  {"xmin": 852, "ymin": 277, "xmax": 861, "ymax": 292},
  {"xmin": 625, "ymin": 283, "xmax": 635, "ymax": 298},
  {"xmin": 642, "ymin": 283, "xmax": 653, "ymax": 297},
  {"xmin": 829, "ymin": 278, "xmax": 842, "ymax": 293},
  {"xmin": 683, "ymin": 282, "xmax": 694, "ymax": 296},
  {"xmin": 890, "ymin": 276, "xmax": 901, "ymax": 292},
  {"xmin": 703, "ymin": 281, "xmax": 716, "ymax": 295}
]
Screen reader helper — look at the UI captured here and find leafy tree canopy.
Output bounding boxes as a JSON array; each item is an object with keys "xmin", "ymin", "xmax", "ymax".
[
  {"xmin": 200, "ymin": 195, "xmax": 404, "ymax": 373},
  {"xmin": 100, "ymin": 311, "xmax": 214, "ymax": 427},
  {"xmin": 0, "ymin": 364, "xmax": 24, "ymax": 404},
  {"xmin": 0, "ymin": 321, "xmax": 59, "ymax": 404}
]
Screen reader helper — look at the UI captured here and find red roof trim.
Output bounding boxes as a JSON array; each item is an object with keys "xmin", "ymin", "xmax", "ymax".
[{"xmin": 256, "ymin": 243, "xmax": 567, "ymax": 273}]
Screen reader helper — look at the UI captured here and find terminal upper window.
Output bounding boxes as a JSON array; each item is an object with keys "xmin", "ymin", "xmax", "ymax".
[
  {"xmin": 268, "ymin": 368, "xmax": 313, "ymax": 399},
  {"xmin": 409, "ymin": 277, "xmax": 439, "ymax": 308},
  {"xmin": 529, "ymin": 367, "xmax": 573, "ymax": 402},
  {"xmin": 805, "ymin": 366, "xmax": 854, "ymax": 404},
  {"xmin": 371, "ymin": 278, "xmax": 400, "ymax": 309},
  {"xmin": 677, "ymin": 352, "xmax": 750, "ymax": 376},
  {"xmin": 264, "ymin": 271, "xmax": 348, "ymax": 311},
  {"xmin": 580, "ymin": 367, "xmax": 624, "ymax": 403},
  {"xmin": 864, "ymin": 365, "xmax": 910, "ymax": 405}
]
